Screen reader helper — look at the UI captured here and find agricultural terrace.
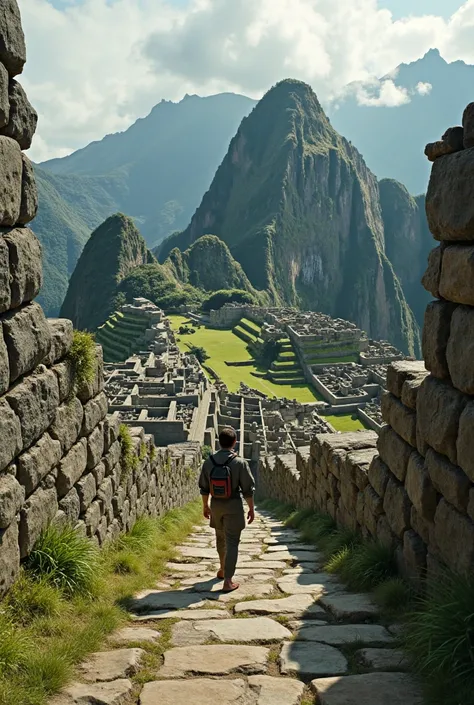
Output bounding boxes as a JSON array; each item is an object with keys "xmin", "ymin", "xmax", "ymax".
[{"xmin": 168, "ymin": 315, "xmax": 319, "ymax": 403}]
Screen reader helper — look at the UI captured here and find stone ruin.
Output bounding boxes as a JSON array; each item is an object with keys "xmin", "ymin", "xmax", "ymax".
[
  {"xmin": 0, "ymin": 3, "xmax": 200, "ymax": 598},
  {"xmin": 260, "ymin": 103, "xmax": 474, "ymax": 583}
]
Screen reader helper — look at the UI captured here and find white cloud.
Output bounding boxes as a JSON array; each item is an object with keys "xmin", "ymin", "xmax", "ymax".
[
  {"xmin": 16, "ymin": 0, "xmax": 474, "ymax": 161},
  {"xmin": 416, "ymin": 81, "xmax": 433, "ymax": 95},
  {"xmin": 355, "ymin": 79, "xmax": 410, "ymax": 107}
]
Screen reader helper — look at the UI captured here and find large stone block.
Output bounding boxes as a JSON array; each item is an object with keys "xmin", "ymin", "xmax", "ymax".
[
  {"xmin": 456, "ymin": 402, "xmax": 474, "ymax": 483},
  {"xmin": 0, "ymin": 323, "xmax": 7, "ymax": 395},
  {"xmin": 59, "ymin": 487, "xmax": 81, "ymax": 524},
  {"xmin": 425, "ymin": 446, "xmax": 471, "ymax": 512},
  {"xmin": 0, "ymin": 473, "xmax": 24, "ymax": 528},
  {"xmin": 84, "ymin": 500, "xmax": 101, "ymax": 536},
  {"xmin": 3, "ymin": 227, "xmax": 42, "ymax": 307},
  {"xmin": 383, "ymin": 477, "xmax": 411, "ymax": 538},
  {"xmin": 0, "ymin": 235, "xmax": 10, "ymax": 313},
  {"xmin": 103, "ymin": 414, "xmax": 120, "ymax": 453},
  {"xmin": 433, "ymin": 498, "xmax": 474, "ymax": 574},
  {"xmin": 416, "ymin": 375, "xmax": 467, "ymax": 465},
  {"xmin": 0, "ymin": 1, "xmax": 26, "ymax": 76},
  {"xmin": 75, "ymin": 473, "xmax": 97, "ymax": 513},
  {"xmin": 81, "ymin": 391, "xmax": 108, "ymax": 437},
  {"xmin": 52, "ymin": 360, "xmax": 74, "ymax": 403},
  {"xmin": 402, "ymin": 530, "xmax": 427, "ymax": 583},
  {"xmin": 18, "ymin": 154, "xmax": 37, "ymax": 224},
  {"xmin": 0, "ymin": 62, "xmax": 8, "ymax": 127},
  {"xmin": 439, "ymin": 244, "xmax": 474, "ymax": 305},
  {"xmin": 405, "ymin": 452, "xmax": 437, "ymax": 522},
  {"xmin": 0, "ymin": 397, "xmax": 21, "ymax": 471},
  {"xmin": 421, "ymin": 245, "xmax": 442, "ymax": 298},
  {"xmin": 377, "ymin": 426, "xmax": 412, "ymax": 482},
  {"xmin": 6, "ymin": 366, "xmax": 59, "ymax": 451},
  {"xmin": 422, "ymin": 301, "xmax": 456, "ymax": 381},
  {"xmin": 0, "ymin": 79, "xmax": 37, "ymax": 149},
  {"xmin": 446, "ymin": 305, "xmax": 474, "ymax": 395},
  {"xmin": 367, "ymin": 456, "xmax": 390, "ymax": 497},
  {"xmin": 410, "ymin": 506, "xmax": 432, "ymax": 545},
  {"xmin": 49, "ymin": 397, "xmax": 84, "ymax": 454},
  {"xmin": 386, "ymin": 360, "xmax": 428, "ymax": 399},
  {"xmin": 2, "ymin": 303, "xmax": 52, "ymax": 383},
  {"xmin": 463, "ymin": 102, "xmax": 474, "ymax": 148},
  {"xmin": 426, "ymin": 147, "xmax": 474, "ymax": 240},
  {"xmin": 401, "ymin": 375, "xmax": 427, "ymax": 411},
  {"xmin": 43, "ymin": 319, "xmax": 73, "ymax": 366},
  {"xmin": 77, "ymin": 345, "xmax": 104, "ymax": 402},
  {"xmin": 0, "ymin": 135, "xmax": 21, "ymax": 224},
  {"xmin": 19, "ymin": 486, "xmax": 57, "ymax": 558},
  {"xmin": 56, "ymin": 438, "xmax": 87, "ymax": 498},
  {"xmin": 381, "ymin": 392, "xmax": 416, "ymax": 446},
  {"xmin": 0, "ymin": 520, "xmax": 19, "ymax": 596},
  {"xmin": 87, "ymin": 425, "xmax": 105, "ymax": 470}
]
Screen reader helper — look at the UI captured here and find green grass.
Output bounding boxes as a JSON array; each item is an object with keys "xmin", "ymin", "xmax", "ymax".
[
  {"xmin": 0, "ymin": 502, "xmax": 202, "ymax": 705},
  {"xmin": 402, "ymin": 572, "xmax": 474, "ymax": 705},
  {"xmin": 168, "ymin": 315, "xmax": 318, "ymax": 402},
  {"xmin": 323, "ymin": 414, "xmax": 368, "ymax": 432}
]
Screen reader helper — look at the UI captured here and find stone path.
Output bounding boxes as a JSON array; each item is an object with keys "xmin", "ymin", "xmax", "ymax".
[{"xmin": 51, "ymin": 509, "xmax": 424, "ymax": 704}]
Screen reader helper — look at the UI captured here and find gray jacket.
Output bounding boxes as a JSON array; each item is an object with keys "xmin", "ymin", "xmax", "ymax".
[{"xmin": 199, "ymin": 449, "xmax": 255, "ymax": 501}]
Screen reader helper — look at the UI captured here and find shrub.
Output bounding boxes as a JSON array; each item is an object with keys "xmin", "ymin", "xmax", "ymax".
[
  {"xmin": 6, "ymin": 573, "xmax": 62, "ymax": 624},
  {"xmin": 403, "ymin": 572, "xmax": 474, "ymax": 705},
  {"xmin": 26, "ymin": 525, "xmax": 99, "ymax": 597},
  {"xmin": 189, "ymin": 345, "xmax": 209, "ymax": 364},
  {"xmin": 119, "ymin": 423, "xmax": 139, "ymax": 479},
  {"xmin": 201, "ymin": 445, "xmax": 212, "ymax": 460},
  {"xmin": 338, "ymin": 541, "xmax": 398, "ymax": 590},
  {"xmin": 67, "ymin": 330, "xmax": 96, "ymax": 396},
  {"xmin": 201, "ymin": 289, "xmax": 256, "ymax": 312}
]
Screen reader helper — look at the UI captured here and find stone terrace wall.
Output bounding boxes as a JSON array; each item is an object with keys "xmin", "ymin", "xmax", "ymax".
[{"xmin": 0, "ymin": 3, "xmax": 200, "ymax": 598}]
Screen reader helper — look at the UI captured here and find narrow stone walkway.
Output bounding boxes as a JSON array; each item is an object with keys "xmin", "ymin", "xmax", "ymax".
[{"xmin": 52, "ymin": 510, "xmax": 424, "ymax": 704}]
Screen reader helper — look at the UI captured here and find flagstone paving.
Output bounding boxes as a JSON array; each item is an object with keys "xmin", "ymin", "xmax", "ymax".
[{"xmin": 50, "ymin": 509, "xmax": 423, "ymax": 705}]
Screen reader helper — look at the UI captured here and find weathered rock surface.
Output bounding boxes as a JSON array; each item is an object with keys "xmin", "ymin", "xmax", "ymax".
[
  {"xmin": 0, "ymin": 135, "xmax": 22, "ymax": 225},
  {"xmin": 0, "ymin": 473, "xmax": 24, "ymax": 528},
  {"xmin": 0, "ymin": 397, "xmax": 21, "ymax": 471},
  {"xmin": 2, "ymin": 302, "xmax": 51, "ymax": 382},
  {"xmin": 446, "ymin": 305, "xmax": 474, "ymax": 394},
  {"xmin": 295, "ymin": 624, "xmax": 393, "ymax": 646},
  {"xmin": 0, "ymin": 1, "xmax": 26, "ymax": 76},
  {"xmin": 277, "ymin": 572, "xmax": 340, "ymax": 595},
  {"xmin": 79, "ymin": 649, "xmax": 144, "ymax": 682},
  {"xmin": 193, "ymin": 617, "xmax": 292, "ymax": 643},
  {"xmin": 140, "ymin": 679, "xmax": 250, "ymax": 705},
  {"xmin": 248, "ymin": 675, "xmax": 305, "ymax": 705},
  {"xmin": 279, "ymin": 641, "xmax": 347, "ymax": 678},
  {"xmin": 319, "ymin": 592, "xmax": 379, "ymax": 621},
  {"xmin": 356, "ymin": 648, "xmax": 409, "ymax": 671},
  {"xmin": 6, "ymin": 366, "xmax": 59, "ymax": 451},
  {"xmin": 0, "ymin": 79, "xmax": 37, "ymax": 149},
  {"xmin": 234, "ymin": 593, "xmax": 325, "ymax": 617},
  {"xmin": 311, "ymin": 672, "xmax": 423, "ymax": 705},
  {"xmin": 50, "ymin": 679, "xmax": 133, "ymax": 705},
  {"xmin": 3, "ymin": 228, "xmax": 42, "ymax": 307},
  {"xmin": 18, "ymin": 154, "xmax": 38, "ymax": 224},
  {"xmin": 159, "ymin": 645, "xmax": 269, "ymax": 678},
  {"xmin": 426, "ymin": 148, "xmax": 474, "ymax": 241}
]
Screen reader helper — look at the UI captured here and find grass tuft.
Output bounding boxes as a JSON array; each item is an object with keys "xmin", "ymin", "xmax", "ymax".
[
  {"xmin": 403, "ymin": 572, "xmax": 474, "ymax": 705},
  {"xmin": 338, "ymin": 541, "xmax": 398, "ymax": 591},
  {"xmin": 26, "ymin": 524, "xmax": 100, "ymax": 597},
  {"xmin": 67, "ymin": 330, "xmax": 96, "ymax": 396},
  {"xmin": 115, "ymin": 516, "xmax": 156, "ymax": 555},
  {"xmin": 6, "ymin": 573, "xmax": 62, "ymax": 624},
  {"xmin": 118, "ymin": 424, "xmax": 139, "ymax": 479},
  {"xmin": 373, "ymin": 577, "xmax": 412, "ymax": 614}
]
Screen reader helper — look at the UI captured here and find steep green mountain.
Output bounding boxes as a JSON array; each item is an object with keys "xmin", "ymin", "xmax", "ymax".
[
  {"xmin": 165, "ymin": 235, "xmax": 258, "ymax": 294},
  {"xmin": 34, "ymin": 93, "xmax": 256, "ymax": 316},
  {"xmin": 379, "ymin": 180, "xmax": 432, "ymax": 326},
  {"xmin": 329, "ymin": 50, "xmax": 474, "ymax": 195},
  {"xmin": 60, "ymin": 213, "xmax": 154, "ymax": 331},
  {"xmin": 159, "ymin": 80, "xmax": 420, "ymax": 356},
  {"xmin": 33, "ymin": 166, "xmax": 124, "ymax": 316}
]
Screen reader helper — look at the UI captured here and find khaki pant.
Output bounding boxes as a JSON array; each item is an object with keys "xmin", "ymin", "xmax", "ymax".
[{"xmin": 210, "ymin": 498, "xmax": 245, "ymax": 580}]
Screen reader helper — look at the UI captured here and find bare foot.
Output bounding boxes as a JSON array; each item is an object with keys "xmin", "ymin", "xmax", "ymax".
[
  {"xmin": 217, "ymin": 569, "xmax": 224, "ymax": 579},
  {"xmin": 223, "ymin": 579, "xmax": 240, "ymax": 593}
]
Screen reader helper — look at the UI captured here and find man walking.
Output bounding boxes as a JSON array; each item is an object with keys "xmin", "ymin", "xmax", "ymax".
[{"xmin": 199, "ymin": 426, "xmax": 255, "ymax": 592}]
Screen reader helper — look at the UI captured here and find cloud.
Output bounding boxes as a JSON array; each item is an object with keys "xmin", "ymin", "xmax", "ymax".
[
  {"xmin": 416, "ymin": 81, "xmax": 433, "ymax": 95},
  {"xmin": 16, "ymin": 0, "xmax": 474, "ymax": 160}
]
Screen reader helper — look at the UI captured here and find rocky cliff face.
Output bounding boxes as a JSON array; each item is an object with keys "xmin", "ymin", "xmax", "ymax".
[
  {"xmin": 160, "ymin": 80, "xmax": 420, "ymax": 356},
  {"xmin": 165, "ymin": 235, "xmax": 258, "ymax": 295},
  {"xmin": 379, "ymin": 180, "xmax": 433, "ymax": 327},
  {"xmin": 60, "ymin": 213, "xmax": 153, "ymax": 331}
]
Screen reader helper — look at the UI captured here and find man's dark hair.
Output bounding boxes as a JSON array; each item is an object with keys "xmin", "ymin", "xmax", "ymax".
[{"xmin": 219, "ymin": 426, "xmax": 237, "ymax": 449}]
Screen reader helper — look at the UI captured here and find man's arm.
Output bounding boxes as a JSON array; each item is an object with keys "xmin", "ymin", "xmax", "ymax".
[
  {"xmin": 198, "ymin": 461, "xmax": 211, "ymax": 519},
  {"xmin": 239, "ymin": 460, "xmax": 256, "ymax": 524}
]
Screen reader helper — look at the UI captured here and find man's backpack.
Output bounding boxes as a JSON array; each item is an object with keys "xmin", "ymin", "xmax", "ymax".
[{"xmin": 209, "ymin": 453, "xmax": 236, "ymax": 499}]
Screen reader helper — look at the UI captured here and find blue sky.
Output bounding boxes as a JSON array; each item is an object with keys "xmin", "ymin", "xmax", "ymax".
[{"xmin": 382, "ymin": 0, "xmax": 464, "ymax": 19}]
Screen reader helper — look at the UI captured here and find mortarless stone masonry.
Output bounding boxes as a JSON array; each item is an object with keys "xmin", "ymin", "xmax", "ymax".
[
  {"xmin": 0, "ymin": 2, "xmax": 200, "ymax": 598},
  {"xmin": 260, "ymin": 110, "xmax": 474, "ymax": 583}
]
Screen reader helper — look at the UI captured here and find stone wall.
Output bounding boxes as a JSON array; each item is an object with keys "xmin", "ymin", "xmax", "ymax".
[
  {"xmin": 0, "ymin": 3, "xmax": 200, "ymax": 598},
  {"xmin": 260, "ymin": 105, "xmax": 474, "ymax": 583}
]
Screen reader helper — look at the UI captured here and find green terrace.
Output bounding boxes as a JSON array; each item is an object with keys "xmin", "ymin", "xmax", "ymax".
[{"xmin": 96, "ymin": 311, "xmax": 150, "ymax": 362}]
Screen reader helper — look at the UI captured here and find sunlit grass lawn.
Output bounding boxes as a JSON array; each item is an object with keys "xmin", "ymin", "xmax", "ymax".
[
  {"xmin": 323, "ymin": 414, "xmax": 368, "ymax": 432},
  {"xmin": 168, "ymin": 315, "xmax": 319, "ymax": 402}
]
